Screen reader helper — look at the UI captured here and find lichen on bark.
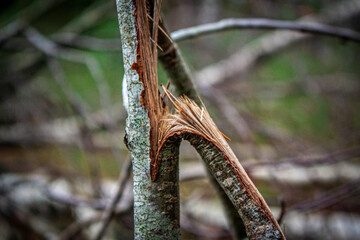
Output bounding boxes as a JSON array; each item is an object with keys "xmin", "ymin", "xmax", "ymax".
[
  {"xmin": 116, "ymin": 0, "xmax": 180, "ymax": 239},
  {"xmin": 185, "ymin": 134, "xmax": 283, "ymax": 240},
  {"xmin": 157, "ymin": 89, "xmax": 285, "ymax": 240}
]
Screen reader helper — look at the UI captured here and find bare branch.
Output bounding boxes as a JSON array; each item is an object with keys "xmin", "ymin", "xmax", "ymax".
[
  {"xmin": 59, "ymin": 208, "xmax": 131, "ymax": 240},
  {"xmin": 0, "ymin": 0, "xmax": 65, "ymax": 45},
  {"xmin": 24, "ymin": 28, "xmax": 109, "ymax": 112},
  {"xmin": 291, "ymin": 178, "xmax": 360, "ymax": 212},
  {"xmin": 57, "ymin": 1, "xmax": 113, "ymax": 34},
  {"xmin": 93, "ymin": 156, "xmax": 132, "ymax": 240},
  {"xmin": 245, "ymin": 147, "xmax": 360, "ymax": 169},
  {"xmin": 47, "ymin": 58, "xmax": 90, "ymax": 116},
  {"xmin": 1, "ymin": 1, "xmax": 114, "ymax": 102},
  {"xmin": 51, "ymin": 16, "xmax": 360, "ymax": 52},
  {"xmin": 206, "ymin": 87, "xmax": 254, "ymax": 142},
  {"xmin": 157, "ymin": 21, "xmax": 200, "ymax": 102},
  {"xmin": 54, "ymin": 33, "xmax": 122, "ymax": 51},
  {"xmin": 196, "ymin": 0, "xmax": 360, "ymax": 88},
  {"xmin": 25, "ymin": 27, "xmax": 112, "ymax": 113},
  {"xmin": 45, "ymin": 189, "xmax": 107, "ymax": 210},
  {"xmin": 159, "ymin": 88, "xmax": 285, "ymax": 239},
  {"xmin": 25, "ymin": 27, "xmax": 125, "ymax": 167},
  {"xmin": 47, "ymin": 58, "xmax": 103, "ymax": 196},
  {"xmin": 171, "ymin": 18, "xmax": 360, "ymax": 43},
  {"xmin": 0, "ymin": 103, "xmax": 125, "ymax": 147}
]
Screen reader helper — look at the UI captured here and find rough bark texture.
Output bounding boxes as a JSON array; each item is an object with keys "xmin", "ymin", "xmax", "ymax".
[
  {"xmin": 157, "ymin": 89, "xmax": 285, "ymax": 240},
  {"xmin": 207, "ymin": 175, "xmax": 247, "ymax": 239},
  {"xmin": 156, "ymin": 15, "xmax": 247, "ymax": 240},
  {"xmin": 116, "ymin": 0, "xmax": 180, "ymax": 239},
  {"xmin": 150, "ymin": 136, "xmax": 181, "ymax": 238},
  {"xmin": 185, "ymin": 134, "xmax": 283, "ymax": 240}
]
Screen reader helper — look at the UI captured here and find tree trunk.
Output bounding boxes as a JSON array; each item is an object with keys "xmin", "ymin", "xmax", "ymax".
[{"xmin": 116, "ymin": 0, "xmax": 180, "ymax": 239}]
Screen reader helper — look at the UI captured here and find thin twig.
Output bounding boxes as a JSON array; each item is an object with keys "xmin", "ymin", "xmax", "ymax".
[
  {"xmin": 24, "ymin": 28, "xmax": 110, "ymax": 108},
  {"xmin": 59, "ymin": 215, "xmax": 102, "ymax": 240},
  {"xmin": 0, "ymin": 0, "xmax": 65, "ymax": 44},
  {"xmin": 25, "ymin": 27, "xmax": 112, "ymax": 113},
  {"xmin": 59, "ymin": 207, "xmax": 132, "ymax": 240},
  {"xmin": 47, "ymin": 57, "xmax": 103, "ymax": 196},
  {"xmin": 290, "ymin": 178, "xmax": 360, "ymax": 212},
  {"xmin": 245, "ymin": 147, "xmax": 360, "ymax": 169},
  {"xmin": 53, "ymin": 15, "xmax": 360, "ymax": 51},
  {"xmin": 208, "ymin": 87, "xmax": 253, "ymax": 142},
  {"xmin": 45, "ymin": 188, "xmax": 107, "ymax": 210},
  {"xmin": 57, "ymin": 1, "xmax": 113, "ymax": 34},
  {"xmin": 93, "ymin": 155, "xmax": 132, "ymax": 240},
  {"xmin": 54, "ymin": 33, "xmax": 122, "ymax": 50},
  {"xmin": 1, "ymin": 1, "xmax": 113, "ymax": 102},
  {"xmin": 47, "ymin": 58, "xmax": 90, "ymax": 115},
  {"xmin": 26, "ymin": 27, "xmax": 124, "ymax": 168},
  {"xmin": 277, "ymin": 199, "xmax": 286, "ymax": 224}
]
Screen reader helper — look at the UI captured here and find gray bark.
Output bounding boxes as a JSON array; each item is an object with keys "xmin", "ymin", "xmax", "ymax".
[
  {"xmin": 157, "ymin": 13, "xmax": 247, "ymax": 240},
  {"xmin": 116, "ymin": 0, "xmax": 180, "ymax": 239},
  {"xmin": 184, "ymin": 134, "xmax": 284, "ymax": 240}
]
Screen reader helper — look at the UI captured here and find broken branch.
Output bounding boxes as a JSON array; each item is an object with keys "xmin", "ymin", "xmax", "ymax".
[{"xmin": 157, "ymin": 87, "xmax": 285, "ymax": 239}]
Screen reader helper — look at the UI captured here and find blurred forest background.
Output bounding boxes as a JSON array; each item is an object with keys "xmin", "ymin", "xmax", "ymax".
[{"xmin": 0, "ymin": 0, "xmax": 360, "ymax": 239}]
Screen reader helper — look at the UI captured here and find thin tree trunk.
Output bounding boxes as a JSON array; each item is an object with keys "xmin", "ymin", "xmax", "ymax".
[{"xmin": 116, "ymin": 0, "xmax": 180, "ymax": 239}]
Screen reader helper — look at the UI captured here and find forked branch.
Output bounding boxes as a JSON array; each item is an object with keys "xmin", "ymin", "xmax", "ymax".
[{"xmin": 155, "ymin": 87, "xmax": 285, "ymax": 240}]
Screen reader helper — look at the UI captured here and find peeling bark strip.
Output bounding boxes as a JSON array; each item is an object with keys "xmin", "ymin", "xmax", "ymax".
[
  {"xmin": 131, "ymin": 0, "xmax": 166, "ymax": 172},
  {"xmin": 158, "ymin": 87, "xmax": 285, "ymax": 240},
  {"xmin": 117, "ymin": 0, "xmax": 179, "ymax": 239}
]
